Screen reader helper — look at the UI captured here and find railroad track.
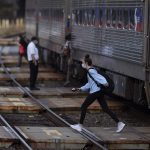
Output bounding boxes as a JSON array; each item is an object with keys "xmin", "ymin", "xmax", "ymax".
[{"xmin": 0, "ymin": 45, "xmax": 108, "ymax": 150}]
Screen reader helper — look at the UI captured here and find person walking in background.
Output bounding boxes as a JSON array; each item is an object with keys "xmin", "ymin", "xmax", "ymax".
[
  {"xmin": 17, "ymin": 35, "xmax": 28, "ymax": 67},
  {"xmin": 62, "ymin": 34, "xmax": 73, "ymax": 86},
  {"xmin": 27, "ymin": 36, "xmax": 40, "ymax": 90},
  {"xmin": 71, "ymin": 55, "xmax": 125, "ymax": 132}
]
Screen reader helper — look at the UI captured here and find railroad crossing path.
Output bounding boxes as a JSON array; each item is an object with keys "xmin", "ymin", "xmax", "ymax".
[{"xmin": 0, "ymin": 126, "xmax": 150, "ymax": 150}]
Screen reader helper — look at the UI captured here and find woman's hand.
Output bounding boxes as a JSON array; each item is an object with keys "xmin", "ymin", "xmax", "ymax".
[{"xmin": 72, "ymin": 88, "xmax": 81, "ymax": 92}]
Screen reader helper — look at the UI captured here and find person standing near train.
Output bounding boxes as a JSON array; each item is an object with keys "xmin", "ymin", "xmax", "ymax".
[
  {"xmin": 71, "ymin": 55, "xmax": 125, "ymax": 132},
  {"xmin": 63, "ymin": 34, "xmax": 73, "ymax": 86},
  {"xmin": 17, "ymin": 35, "xmax": 28, "ymax": 67},
  {"xmin": 27, "ymin": 37, "xmax": 40, "ymax": 90}
]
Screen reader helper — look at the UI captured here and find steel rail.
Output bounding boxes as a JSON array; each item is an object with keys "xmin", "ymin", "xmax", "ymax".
[
  {"xmin": 0, "ymin": 115, "xmax": 33, "ymax": 150},
  {"xmin": 0, "ymin": 47, "xmax": 33, "ymax": 150},
  {"xmin": 0, "ymin": 47, "xmax": 108, "ymax": 150}
]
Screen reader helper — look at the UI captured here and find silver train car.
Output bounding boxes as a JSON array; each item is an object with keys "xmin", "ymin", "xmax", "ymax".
[{"xmin": 25, "ymin": 0, "xmax": 150, "ymax": 108}]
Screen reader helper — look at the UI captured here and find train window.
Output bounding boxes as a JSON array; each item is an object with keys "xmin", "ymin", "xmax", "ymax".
[
  {"xmin": 123, "ymin": 9, "xmax": 129, "ymax": 29},
  {"xmin": 49, "ymin": 8, "xmax": 63, "ymax": 23},
  {"xmin": 94, "ymin": 7, "xmax": 100, "ymax": 27},
  {"xmin": 129, "ymin": 9, "xmax": 135, "ymax": 30},
  {"xmin": 49, "ymin": 9, "xmax": 51, "ymax": 20},
  {"xmin": 56, "ymin": 9, "xmax": 59, "ymax": 22},
  {"xmin": 92, "ymin": 9, "xmax": 95, "ymax": 26},
  {"xmin": 81, "ymin": 9, "xmax": 84, "ymax": 25},
  {"xmin": 101, "ymin": 8, "xmax": 106, "ymax": 27},
  {"xmin": 81, "ymin": 9, "xmax": 85, "ymax": 25},
  {"xmin": 99, "ymin": 9, "xmax": 103, "ymax": 26},
  {"xmin": 73, "ymin": 10, "xmax": 78, "ymax": 25},
  {"xmin": 41, "ymin": 9, "xmax": 44, "ymax": 18},
  {"xmin": 112, "ymin": 9, "xmax": 117, "ymax": 28},
  {"xmin": 87, "ymin": 9, "xmax": 92, "ymax": 25},
  {"xmin": 51, "ymin": 9, "xmax": 54, "ymax": 21},
  {"xmin": 59, "ymin": 9, "xmax": 64, "ymax": 22},
  {"xmin": 87, "ymin": 9, "xmax": 89, "ymax": 25},
  {"xmin": 72, "ymin": 10, "xmax": 76, "ymax": 25},
  {"xmin": 50, "ymin": 9, "xmax": 53, "ymax": 21},
  {"xmin": 117, "ymin": 9, "xmax": 123, "ymax": 29},
  {"xmin": 56, "ymin": 9, "xmax": 59, "ymax": 21},
  {"xmin": 76, "ymin": 10, "xmax": 80, "ymax": 25},
  {"xmin": 134, "ymin": 8, "xmax": 143, "ymax": 32},
  {"xmin": 79, "ymin": 10, "xmax": 82, "ymax": 25},
  {"xmin": 57, "ymin": 9, "xmax": 61, "ymax": 22},
  {"xmin": 83, "ymin": 9, "xmax": 88, "ymax": 26},
  {"xmin": 94, "ymin": 7, "xmax": 101, "ymax": 27},
  {"xmin": 57, "ymin": 9, "xmax": 60, "ymax": 22},
  {"xmin": 54, "ymin": 9, "xmax": 56, "ymax": 21},
  {"xmin": 84, "ymin": 9, "xmax": 88, "ymax": 25},
  {"xmin": 106, "ymin": 9, "xmax": 112, "ymax": 27}
]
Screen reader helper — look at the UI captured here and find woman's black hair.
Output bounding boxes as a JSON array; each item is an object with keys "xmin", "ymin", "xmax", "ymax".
[
  {"xmin": 84, "ymin": 54, "xmax": 92, "ymax": 66},
  {"xmin": 65, "ymin": 33, "xmax": 71, "ymax": 41},
  {"xmin": 31, "ymin": 36, "xmax": 38, "ymax": 41},
  {"xmin": 85, "ymin": 54, "xmax": 90, "ymax": 59},
  {"xmin": 84, "ymin": 57, "xmax": 92, "ymax": 66}
]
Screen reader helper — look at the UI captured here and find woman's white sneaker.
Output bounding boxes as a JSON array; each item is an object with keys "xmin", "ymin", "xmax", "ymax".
[
  {"xmin": 70, "ymin": 124, "xmax": 83, "ymax": 132},
  {"xmin": 116, "ymin": 122, "xmax": 125, "ymax": 133}
]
